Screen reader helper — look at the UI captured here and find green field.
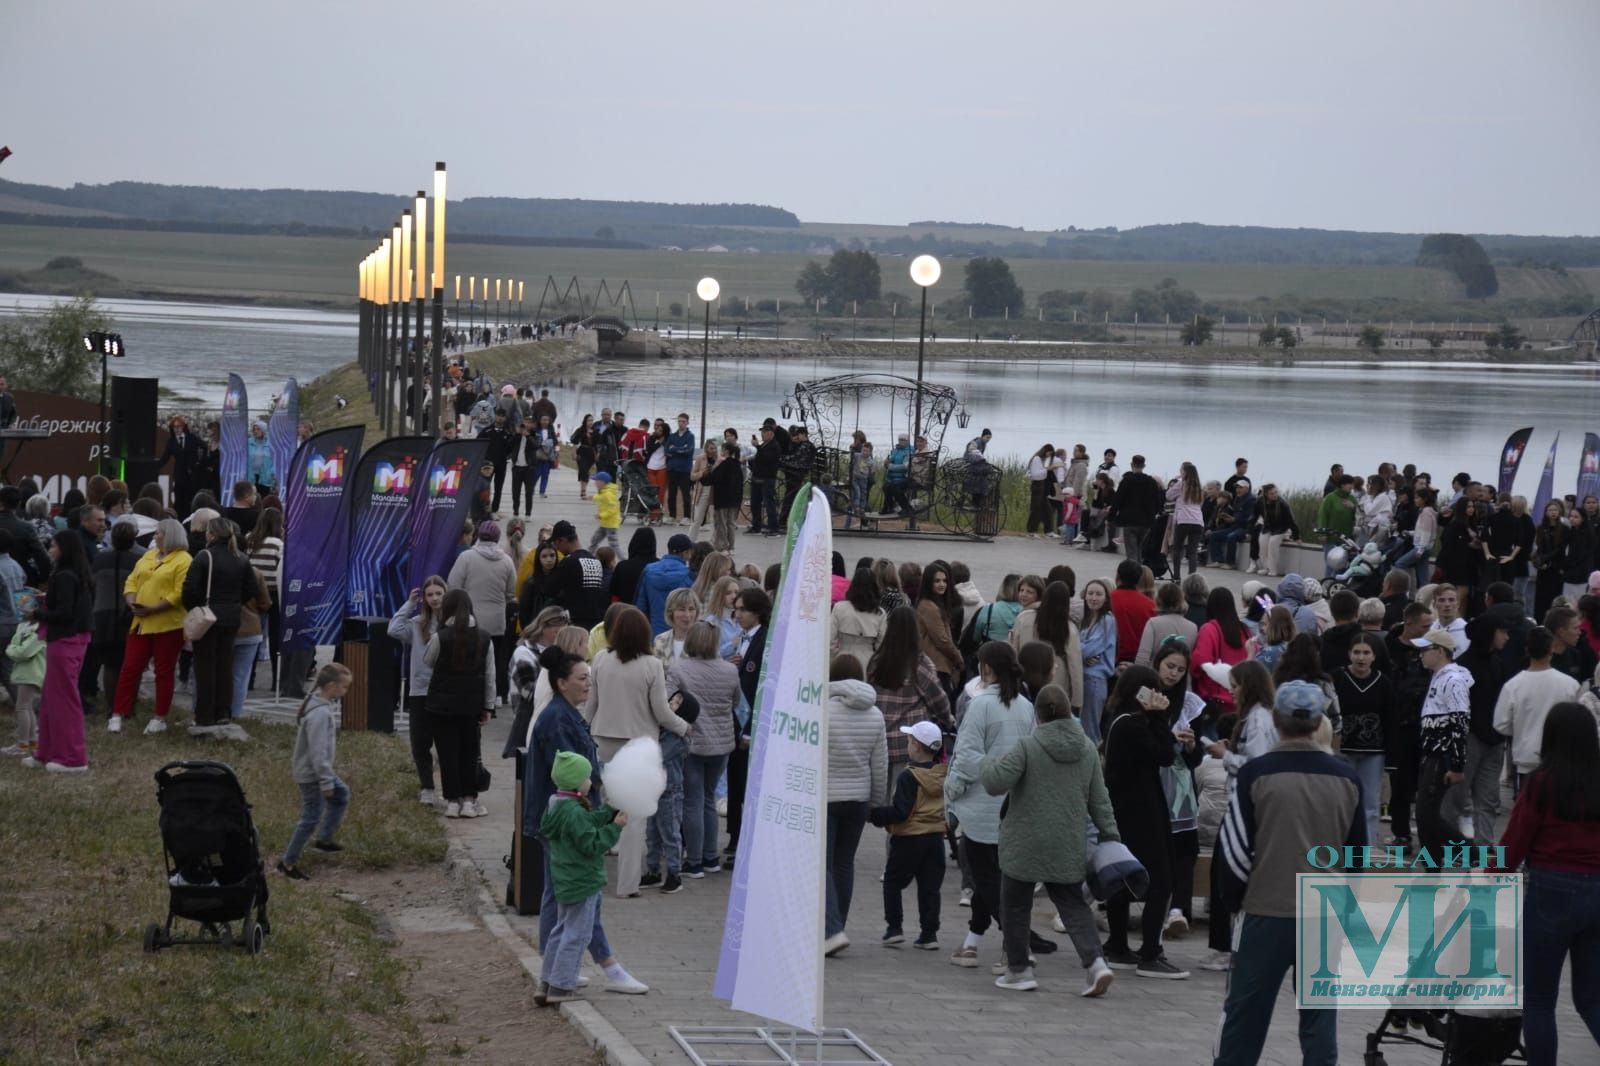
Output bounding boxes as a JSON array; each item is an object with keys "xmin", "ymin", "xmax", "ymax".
[{"xmin": 0, "ymin": 221, "xmax": 1530, "ymax": 312}]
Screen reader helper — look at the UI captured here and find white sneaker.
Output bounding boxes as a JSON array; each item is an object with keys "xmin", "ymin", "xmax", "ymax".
[
  {"xmin": 419, "ymin": 789, "xmax": 436, "ymax": 805},
  {"xmin": 444, "ymin": 801, "xmax": 462, "ymax": 818},
  {"xmin": 715, "ymin": 797, "xmax": 728, "ymax": 817},
  {"xmin": 991, "ymin": 955, "xmax": 1034, "ymax": 976},
  {"xmin": 144, "ymin": 717, "xmax": 168, "ymax": 735},
  {"xmin": 1082, "ymin": 958, "xmax": 1114, "ymax": 998},
  {"xmin": 470, "ymin": 801, "xmax": 488, "ymax": 818},
  {"xmin": 1245, "ymin": 561, "xmax": 1259, "ymax": 574},
  {"xmin": 1458, "ymin": 816, "xmax": 1476, "ymax": 840},
  {"xmin": 604, "ymin": 971, "xmax": 649, "ymax": 995},
  {"xmin": 107, "ymin": 716, "xmax": 123, "ymax": 733},
  {"xmin": 45, "ymin": 761, "xmax": 88, "ymax": 774},
  {"xmin": 19, "ymin": 756, "xmax": 40, "ymax": 768},
  {"xmin": 575, "ymin": 975, "xmax": 590, "ymax": 989},
  {"xmin": 958, "ymin": 888, "xmax": 973, "ymax": 908},
  {"xmin": 994, "ymin": 967, "xmax": 1038, "ymax": 992},
  {"xmin": 823, "ymin": 932, "xmax": 849, "ymax": 957},
  {"xmin": 1198, "ymin": 950, "xmax": 1233, "ymax": 971},
  {"xmin": 1164, "ymin": 908, "xmax": 1189, "ymax": 938},
  {"xmin": 1052, "ymin": 914, "xmax": 1066, "ymax": 933}
]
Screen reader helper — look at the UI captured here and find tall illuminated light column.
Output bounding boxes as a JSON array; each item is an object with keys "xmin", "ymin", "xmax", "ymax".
[
  {"xmin": 431, "ymin": 163, "xmax": 446, "ymax": 435},
  {"xmin": 695, "ymin": 276, "xmax": 720, "ymax": 443},
  {"xmin": 909, "ymin": 254, "xmax": 941, "ymax": 441}
]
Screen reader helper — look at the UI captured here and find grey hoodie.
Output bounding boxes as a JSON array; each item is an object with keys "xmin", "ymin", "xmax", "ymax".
[
  {"xmin": 1275, "ymin": 574, "xmax": 1320, "ymax": 636},
  {"xmin": 292, "ymin": 694, "xmax": 339, "ymax": 790},
  {"xmin": 826, "ymin": 679, "xmax": 887, "ymax": 804}
]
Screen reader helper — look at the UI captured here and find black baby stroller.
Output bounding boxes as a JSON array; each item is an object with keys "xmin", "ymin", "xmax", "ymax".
[
  {"xmin": 144, "ymin": 760, "xmax": 271, "ymax": 955},
  {"xmin": 1363, "ymin": 1007, "xmax": 1524, "ymax": 1065},
  {"xmin": 618, "ymin": 458, "xmax": 662, "ymax": 525}
]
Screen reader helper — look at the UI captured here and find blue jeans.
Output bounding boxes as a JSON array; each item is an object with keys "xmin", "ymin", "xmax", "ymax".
[
  {"xmin": 538, "ymin": 847, "xmax": 615, "ymax": 962},
  {"xmin": 1214, "ymin": 913, "xmax": 1337, "ymax": 1066},
  {"xmin": 283, "ymin": 777, "xmax": 350, "ymax": 865},
  {"xmin": 1341, "ymin": 751, "xmax": 1384, "ymax": 847},
  {"xmin": 1392, "ymin": 542, "xmax": 1432, "ymax": 591},
  {"xmin": 1058, "ymin": 520, "xmax": 1078, "ymax": 545},
  {"xmin": 646, "ymin": 732, "xmax": 687, "ymax": 875},
  {"xmin": 845, "ymin": 476, "xmax": 869, "ymax": 527},
  {"xmin": 1208, "ymin": 527, "xmax": 1246, "ymax": 565},
  {"xmin": 825, "ymin": 800, "xmax": 869, "ymax": 938},
  {"xmin": 683, "ymin": 751, "xmax": 729, "ymax": 870},
  {"xmin": 1522, "ymin": 867, "xmax": 1600, "ymax": 1065},
  {"xmin": 534, "ymin": 461, "xmax": 552, "ymax": 494},
  {"xmin": 230, "ymin": 634, "xmax": 263, "ymax": 718},
  {"xmin": 1082, "ymin": 672, "xmax": 1109, "ymax": 747},
  {"xmin": 540, "ymin": 891, "xmax": 601, "ymax": 992}
]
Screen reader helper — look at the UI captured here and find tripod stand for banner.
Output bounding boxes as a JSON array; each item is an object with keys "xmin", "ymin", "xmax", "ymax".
[{"xmin": 668, "ymin": 1025, "xmax": 888, "ymax": 1066}]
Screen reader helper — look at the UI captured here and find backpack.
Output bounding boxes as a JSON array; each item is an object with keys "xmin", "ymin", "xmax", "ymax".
[{"xmin": 957, "ymin": 603, "xmax": 995, "ymax": 676}]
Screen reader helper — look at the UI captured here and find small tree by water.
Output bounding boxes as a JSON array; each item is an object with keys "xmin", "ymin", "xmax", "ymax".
[{"xmin": 0, "ymin": 295, "xmax": 111, "ymax": 400}]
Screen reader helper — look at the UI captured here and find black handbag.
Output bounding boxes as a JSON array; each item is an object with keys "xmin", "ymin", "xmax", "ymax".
[{"xmin": 475, "ymin": 758, "xmax": 492, "ymax": 793}]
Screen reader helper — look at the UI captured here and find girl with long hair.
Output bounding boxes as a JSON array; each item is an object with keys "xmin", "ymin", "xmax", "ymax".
[
  {"xmin": 868, "ymin": 605, "xmax": 953, "ymax": 786},
  {"xmin": 570, "ymin": 413, "xmax": 597, "ymax": 498},
  {"xmin": 517, "ymin": 539, "xmax": 562, "ymax": 627},
  {"xmin": 423, "ymin": 588, "xmax": 495, "ymax": 818},
  {"xmin": 28, "ymin": 531, "xmax": 94, "ymax": 771},
  {"xmin": 1026, "ymin": 442, "xmax": 1057, "ymax": 537},
  {"xmin": 1497, "ymin": 701, "xmax": 1600, "ymax": 1064},
  {"xmin": 874, "ymin": 557, "xmax": 907, "ymax": 613},
  {"xmin": 1273, "ymin": 631, "xmax": 1341, "ymax": 729},
  {"xmin": 944, "ymin": 642, "xmax": 1034, "ymax": 970},
  {"xmin": 831, "ymin": 567, "xmax": 886, "ymax": 673},
  {"xmin": 916, "ymin": 561, "xmax": 962, "ymax": 694},
  {"xmin": 1167, "ymin": 462, "xmax": 1205, "ymax": 581},
  {"xmin": 1192, "ymin": 586, "xmax": 1249, "ymax": 711},
  {"xmin": 1009, "ymin": 580, "xmax": 1082, "ymax": 711},
  {"xmin": 1078, "ymin": 578, "xmax": 1117, "ymax": 746},
  {"xmin": 690, "ymin": 551, "xmax": 734, "ymax": 609},
  {"xmin": 1249, "ymin": 604, "xmax": 1296, "ymax": 672},
  {"xmin": 1151, "ymin": 639, "xmax": 1205, "ymax": 944},
  {"xmin": 1533, "ymin": 499, "xmax": 1570, "ymax": 619}
]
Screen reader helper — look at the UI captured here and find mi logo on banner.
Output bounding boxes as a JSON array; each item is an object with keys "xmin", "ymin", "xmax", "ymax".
[
  {"xmin": 307, "ymin": 448, "xmax": 348, "ymax": 486},
  {"xmin": 373, "ymin": 458, "xmax": 417, "ymax": 494},
  {"xmin": 224, "ymin": 389, "xmax": 242, "ymax": 412},
  {"xmin": 429, "ymin": 459, "xmax": 469, "ymax": 497},
  {"xmin": 1296, "ymin": 872, "xmax": 1521, "ymax": 1009}
]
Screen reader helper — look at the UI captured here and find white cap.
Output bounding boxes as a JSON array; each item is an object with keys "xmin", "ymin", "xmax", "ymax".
[{"xmin": 899, "ymin": 721, "xmax": 943, "ymax": 750}]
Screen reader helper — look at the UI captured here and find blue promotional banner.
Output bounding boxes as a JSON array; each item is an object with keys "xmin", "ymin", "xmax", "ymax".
[
  {"xmin": 1496, "ymin": 427, "xmax": 1532, "ymax": 498},
  {"xmin": 218, "ymin": 373, "xmax": 248, "ymax": 491},
  {"xmin": 281, "ymin": 426, "xmax": 365, "ymax": 651},
  {"xmin": 1532, "ymin": 432, "xmax": 1560, "ymax": 522},
  {"xmin": 1577, "ymin": 432, "xmax": 1600, "ymax": 508},
  {"xmin": 406, "ymin": 439, "xmax": 489, "ymax": 592},
  {"xmin": 268, "ymin": 378, "xmax": 299, "ymax": 497},
  {"xmin": 346, "ymin": 436, "xmax": 432, "ymax": 620}
]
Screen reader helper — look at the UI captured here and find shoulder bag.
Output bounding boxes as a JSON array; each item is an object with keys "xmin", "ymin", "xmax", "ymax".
[{"xmin": 182, "ymin": 550, "xmax": 217, "ymax": 641}]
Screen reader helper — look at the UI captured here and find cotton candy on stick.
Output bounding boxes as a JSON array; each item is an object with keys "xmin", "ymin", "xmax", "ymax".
[{"xmin": 601, "ymin": 736, "xmax": 667, "ymax": 819}]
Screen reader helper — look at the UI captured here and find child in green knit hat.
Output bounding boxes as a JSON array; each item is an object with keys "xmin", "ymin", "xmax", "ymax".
[{"xmin": 537, "ymin": 751, "xmax": 647, "ymax": 1004}]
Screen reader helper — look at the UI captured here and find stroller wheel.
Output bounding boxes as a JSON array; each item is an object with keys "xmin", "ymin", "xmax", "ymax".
[
  {"xmin": 243, "ymin": 919, "xmax": 265, "ymax": 956},
  {"xmin": 143, "ymin": 922, "xmax": 163, "ymax": 954}
]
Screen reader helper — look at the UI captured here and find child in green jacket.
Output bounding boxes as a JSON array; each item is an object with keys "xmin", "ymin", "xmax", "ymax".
[
  {"xmin": 537, "ymin": 751, "xmax": 639, "ymax": 1005},
  {"xmin": 3, "ymin": 618, "xmax": 45, "ymax": 756}
]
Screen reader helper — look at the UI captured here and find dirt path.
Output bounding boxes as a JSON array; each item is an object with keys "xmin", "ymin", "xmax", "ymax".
[{"xmin": 331, "ymin": 865, "xmax": 602, "ymax": 1066}]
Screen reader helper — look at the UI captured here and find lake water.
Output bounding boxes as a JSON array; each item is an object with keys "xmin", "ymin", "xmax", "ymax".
[{"xmin": 3, "ymin": 294, "xmax": 1595, "ymax": 494}]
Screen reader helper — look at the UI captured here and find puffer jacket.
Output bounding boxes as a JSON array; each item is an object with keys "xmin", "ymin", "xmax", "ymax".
[
  {"xmin": 668, "ymin": 655, "xmax": 740, "ymax": 757},
  {"xmin": 1274, "ymin": 574, "xmax": 1321, "ymax": 635},
  {"xmin": 594, "ymin": 483, "xmax": 621, "ymax": 528},
  {"xmin": 826, "ymin": 679, "xmax": 887, "ymax": 803},
  {"xmin": 979, "ymin": 715, "xmax": 1119, "ymax": 884}
]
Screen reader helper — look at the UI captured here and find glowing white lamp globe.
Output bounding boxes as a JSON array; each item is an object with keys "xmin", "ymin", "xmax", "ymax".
[
  {"xmin": 697, "ymin": 277, "xmax": 720, "ymax": 302},
  {"xmin": 909, "ymin": 255, "xmax": 941, "ymax": 288}
]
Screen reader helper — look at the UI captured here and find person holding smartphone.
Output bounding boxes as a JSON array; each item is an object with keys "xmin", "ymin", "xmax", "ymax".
[{"xmin": 1100, "ymin": 664, "xmax": 1192, "ymax": 979}]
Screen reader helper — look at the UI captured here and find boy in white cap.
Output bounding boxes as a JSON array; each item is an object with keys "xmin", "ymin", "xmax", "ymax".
[{"xmin": 869, "ymin": 721, "xmax": 947, "ymax": 949}]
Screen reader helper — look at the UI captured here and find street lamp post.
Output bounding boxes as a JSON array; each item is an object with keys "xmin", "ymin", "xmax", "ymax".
[
  {"xmin": 413, "ymin": 190, "xmax": 428, "ymax": 435},
  {"xmin": 430, "ymin": 163, "xmax": 446, "ymax": 436},
  {"xmin": 909, "ymin": 255, "xmax": 941, "ymax": 441},
  {"xmin": 696, "ymin": 276, "xmax": 719, "ymax": 445}
]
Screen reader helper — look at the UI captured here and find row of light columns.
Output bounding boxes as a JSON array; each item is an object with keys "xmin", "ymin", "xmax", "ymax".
[{"xmin": 358, "ymin": 162, "xmax": 447, "ymax": 436}]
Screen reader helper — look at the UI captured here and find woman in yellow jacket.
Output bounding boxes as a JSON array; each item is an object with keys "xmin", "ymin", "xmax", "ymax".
[{"xmin": 109, "ymin": 518, "xmax": 193, "ymax": 734}]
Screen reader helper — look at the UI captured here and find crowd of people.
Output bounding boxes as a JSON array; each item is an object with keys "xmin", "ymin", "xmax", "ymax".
[{"xmin": 6, "ymin": 387, "xmax": 1600, "ymax": 1064}]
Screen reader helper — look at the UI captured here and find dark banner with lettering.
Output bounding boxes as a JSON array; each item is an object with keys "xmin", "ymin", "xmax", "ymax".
[
  {"xmin": 1578, "ymin": 432, "xmax": 1600, "ymax": 507},
  {"xmin": 282, "ymin": 426, "xmax": 365, "ymax": 651},
  {"xmin": 218, "ymin": 373, "xmax": 248, "ymax": 492},
  {"xmin": 1532, "ymin": 432, "xmax": 1560, "ymax": 522},
  {"xmin": 406, "ymin": 439, "xmax": 489, "ymax": 591},
  {"xmin": 1496, "ymin": 427, "xmax": 1533, "ymax": 497},
  {"xmin": 346, "ymin": 436, "xmax": 432, "ymax": 620},
  {"xmin": 268, "ymin": 378, "xmax": 299, "ymax": 497}
]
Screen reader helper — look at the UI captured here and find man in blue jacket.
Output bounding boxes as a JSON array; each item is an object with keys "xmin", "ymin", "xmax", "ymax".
[
  {"xmin": 880, "ymin": 434, "xmax": 914, "ymax": 517},
  {"xmin": 636, "ymin": 533, "xmax": 695, "ymax": 635},
  {"xmin": 664, "ymin": 413, "xmax": 696, "ymax": 525}
]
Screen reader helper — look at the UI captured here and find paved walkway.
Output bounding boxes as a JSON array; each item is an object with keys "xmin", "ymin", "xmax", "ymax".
[{"xmin": 448, "ymin": 713, "xmax": 1584, "ymax": 1066}]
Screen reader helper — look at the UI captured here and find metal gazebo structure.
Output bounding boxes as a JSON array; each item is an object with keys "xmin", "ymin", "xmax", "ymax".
[
  {"xmin": 1568, "ymin": 307, "xmax": 1600, "ymax": 361},
  {"xmin": 789, "ymin": 372, "xmax": 1005, "ymax": 541}
]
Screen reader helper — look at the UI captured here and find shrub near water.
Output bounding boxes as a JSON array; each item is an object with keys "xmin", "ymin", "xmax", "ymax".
[{"xmin": 0, "ymin": 717, "xmax": 445, "ymax": 1063}]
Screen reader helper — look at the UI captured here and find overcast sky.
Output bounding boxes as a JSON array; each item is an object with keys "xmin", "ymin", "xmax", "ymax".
[{"xmin": 4, "ymin": 0, "xmax": 1597, "ymax": 236}]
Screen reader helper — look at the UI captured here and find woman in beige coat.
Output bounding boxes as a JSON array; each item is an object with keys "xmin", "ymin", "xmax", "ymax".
[
  {"xmin": 1008, "ymin": 580, "xmax": 1084, "ymax": 713},
  {"xmin": 831, "ymin": 569, "xmax": 886, "ymax": 673},
  {"xmin": 583, "ymin": 605, "xmax": 690, "ymax": 897}
]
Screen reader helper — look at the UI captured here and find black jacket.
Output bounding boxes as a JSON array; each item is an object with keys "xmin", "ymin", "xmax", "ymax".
[
  {"xmin": 1110, "ymin": 470, "xmax": 1162, "ymax": 527},
  {"xmin": 427, "ymin": 627, "xmax": 491, "ymax": 715},
  {"xmin": 706, "ymin": 456, "xmax": 745, "ymax": 509},
  {"xmin": 39, "ymin": 567, "xmax": 92, "ymax": 640},
  {"xmin": 549, "ymin": 549, "xmax": 610, "ymax": 630},
  {"xmin": 1461, "ymin": 647, "xmax": 1507, "ymax": 747},
  {"xmin": 749, "ymin": 439, "xmax": 782, "ymax": 479},
  {"xmin": 737, "ymin": 624, "xmax": 768, "ymax": 717},
  {"xmin": 477, "ymin": 424, "xmax": 514, "ymax": 466},
  {"xmin": 181, "ymin": 546, "xmax": 261, "ymax": 630},
  {"xmin": 0, "ymin": 511, "xmax": 51, "ymax": 585}
]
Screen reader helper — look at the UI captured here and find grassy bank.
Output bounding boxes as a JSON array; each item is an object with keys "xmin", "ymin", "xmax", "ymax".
[
  {"xmin": 0, "ymin": 717, "xmax": 446, "ymax": 1063},
  {"xmin": 299, "ymin": 337, "xmax": 593, "ymax": 438}
]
